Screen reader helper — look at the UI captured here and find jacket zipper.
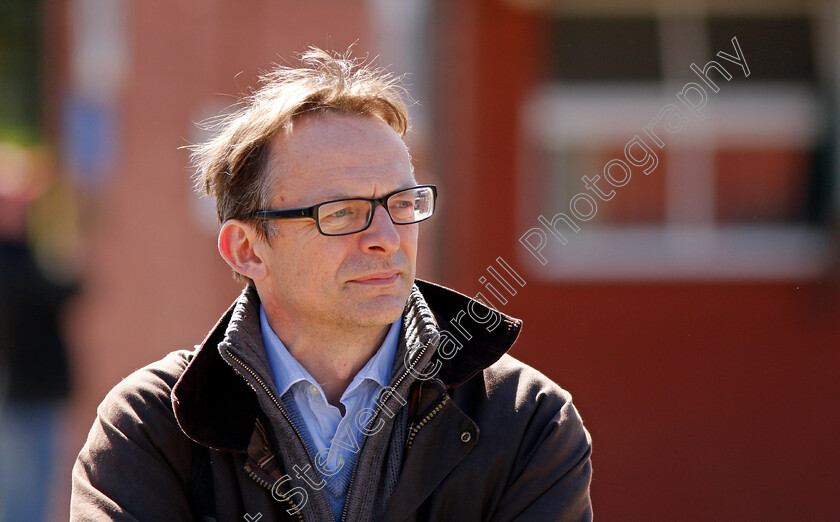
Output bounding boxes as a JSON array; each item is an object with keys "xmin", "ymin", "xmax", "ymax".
[
  {"xmin": 340, "ymin": 339, "xmax": 433, "ymax": 522},
  {"xmin": 224, "ymin": 350, "xmax": 313, "ymax": 519},
  {"xmin": 405, "ymin": 396, "xmax": 449, "ymax": 450},
  {"xmin": 224, "ymin": 350, "xmax": 312, "ymax": 454},
  {"xmin": 243, "ymin": 464, "xmax": 305, "ymax": 521}
]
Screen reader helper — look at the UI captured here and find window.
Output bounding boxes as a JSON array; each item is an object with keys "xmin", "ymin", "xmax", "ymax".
[{"xmin": 519, "ymin": 5, "xmax": 832, "ymax": 280}]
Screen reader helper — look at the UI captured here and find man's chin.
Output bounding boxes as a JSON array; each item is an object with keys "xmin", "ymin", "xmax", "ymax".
[{"xmin": 340, "ymin": 294, "xmax": 408, "ymax": 328}]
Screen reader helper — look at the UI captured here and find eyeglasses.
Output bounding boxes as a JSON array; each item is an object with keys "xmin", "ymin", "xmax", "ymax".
[{"xmin": 252, "ymin": 185, "xmax": 437, "ymax": 236}]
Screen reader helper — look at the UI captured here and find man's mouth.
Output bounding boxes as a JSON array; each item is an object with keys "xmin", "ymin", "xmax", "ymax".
[{"xmin": 349, "ymin": 271, "xmax": 401, "ymax": 286}]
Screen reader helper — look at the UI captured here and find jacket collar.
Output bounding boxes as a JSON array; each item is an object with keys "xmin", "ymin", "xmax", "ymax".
[
  {"xmin": 171, "ymin": 279, "xmax": 522, "ymax": 451},
  {"xmin": 413, "ymin": 279, "xmax": 522, "ymax": 387}
]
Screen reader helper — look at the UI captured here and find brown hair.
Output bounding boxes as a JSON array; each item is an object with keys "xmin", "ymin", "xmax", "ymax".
[{"xmin": 190, "ymin": 47, "xmax": 410, "ymax": 241}]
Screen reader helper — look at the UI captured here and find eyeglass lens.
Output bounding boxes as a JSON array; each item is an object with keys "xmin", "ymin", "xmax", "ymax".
[{"xmin": 316, "ymin": 186, "xmax": 434, "ymax": 235}]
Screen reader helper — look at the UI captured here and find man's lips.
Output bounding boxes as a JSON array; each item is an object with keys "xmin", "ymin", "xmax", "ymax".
[{"xmin": 349, "ymin": 271, "xmax": 401, "ymax": 285}]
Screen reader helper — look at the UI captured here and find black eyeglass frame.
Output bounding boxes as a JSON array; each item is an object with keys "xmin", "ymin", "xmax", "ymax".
[{"xmin": 252, "ymin": 184, "xmax": 437, "ymax": 236}]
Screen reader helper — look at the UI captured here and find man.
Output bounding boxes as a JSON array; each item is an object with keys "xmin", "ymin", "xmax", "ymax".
[
  {"xmin": 71, "ymin": 48, "xmax": 592, "ymax": 521},
  {"xmin": 1, "ymin": 147, "xmax": 76, "ymax": 522}
]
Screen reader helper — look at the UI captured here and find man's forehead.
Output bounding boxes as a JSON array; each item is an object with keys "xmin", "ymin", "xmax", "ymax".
[
  {"xmin": 266, "ymin": 112, "xmax": 414, "ymax": 204},
  {"xmin": 278, "ymin": 112, "xmax": 403, "ymax": 149},
  {"xmin": 275, "ymin": 166, "xmax": 415, "ymax": 200}
]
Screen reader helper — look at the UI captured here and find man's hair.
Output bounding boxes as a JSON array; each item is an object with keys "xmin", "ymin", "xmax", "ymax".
[{"xmin": 190, "ymin": 46, "xmax": 410, "ymax": 237}]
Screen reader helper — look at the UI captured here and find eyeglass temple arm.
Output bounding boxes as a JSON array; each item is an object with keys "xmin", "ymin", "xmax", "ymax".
[{"xmin": 253, "ymin": 208, "xmax": 313, "ymax": 219}]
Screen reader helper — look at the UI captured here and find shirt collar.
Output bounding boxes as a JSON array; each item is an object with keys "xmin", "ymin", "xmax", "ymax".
[
  {"xmin": 260, "ymin": 305, "xmax": 402, "ymax": 400},
  {"xmin": 260, "ymin": 305, "xmax": 311, "ymax": 398},
  {"xmin": 347, "ymin": 315, "xmax": 401, "ymax": 391}
]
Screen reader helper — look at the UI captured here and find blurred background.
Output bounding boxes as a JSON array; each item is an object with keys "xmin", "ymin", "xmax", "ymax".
[{"xmin": 0, "ymin": 0, "xmax": 838, "ymax": 520}]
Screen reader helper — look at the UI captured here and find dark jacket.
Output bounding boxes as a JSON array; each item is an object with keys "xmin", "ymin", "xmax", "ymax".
[
  {"xmin": 0, "ymin": 238, "xmax": 75, "ymax": 402},
  {"xmin": 71, "ymin": 280, "xmax": 592, "ymax": 521}
]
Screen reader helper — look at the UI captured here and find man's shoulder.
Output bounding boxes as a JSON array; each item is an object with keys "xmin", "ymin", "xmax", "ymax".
[
  {"xmin": 106, "ymin": 349, "xmax": 193, "ymax": 397},
  {"xmin": 482, "ymin": 353, "xmax": 575, "ymax": 406},
  {"xmin": 73, "ymin": 349, "xmax": 200, "ymax": 519},
  {"xmin": 456, "ymin": 353, "xmax": 589, "ymax": 443},
  {"xmin": 95, "ymin": 349, "xmax": 195, "ymax": 429}
]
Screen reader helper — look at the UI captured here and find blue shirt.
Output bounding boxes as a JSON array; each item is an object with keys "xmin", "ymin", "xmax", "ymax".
[{"xmin": 260, "ymin": 305, "xmax": 400, "ymax": 506}]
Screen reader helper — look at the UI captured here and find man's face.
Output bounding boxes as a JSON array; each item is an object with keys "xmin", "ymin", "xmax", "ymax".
[{"xmin": 254, "ymin": 112, "xmax": 418, "ymax": 333}]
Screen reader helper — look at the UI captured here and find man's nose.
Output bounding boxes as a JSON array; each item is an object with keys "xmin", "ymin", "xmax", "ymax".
[{"xmin": 359, "ymin": 205, "xmax": 401, "ymax": 253}]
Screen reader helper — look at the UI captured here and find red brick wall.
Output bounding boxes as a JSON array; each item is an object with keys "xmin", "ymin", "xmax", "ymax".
[{"xmin": 434, "ymin": 0, "xmax": 840, "ymax": 519}]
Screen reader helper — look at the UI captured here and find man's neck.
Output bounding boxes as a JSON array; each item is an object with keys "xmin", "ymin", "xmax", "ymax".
[{"xmin": 263, "ymin": 309, "xmax": 392, "ymax": 407}]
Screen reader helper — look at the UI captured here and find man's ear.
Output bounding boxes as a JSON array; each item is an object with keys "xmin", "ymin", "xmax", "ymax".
[{"xmin": 218, "ymin": 219, "xmax": 268, "ymax": 282}]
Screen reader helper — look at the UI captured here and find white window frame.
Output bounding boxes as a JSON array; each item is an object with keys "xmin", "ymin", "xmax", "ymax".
[{"xmin": 517, "ymin": 10, "xmax": 834, "ymax": 281}]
